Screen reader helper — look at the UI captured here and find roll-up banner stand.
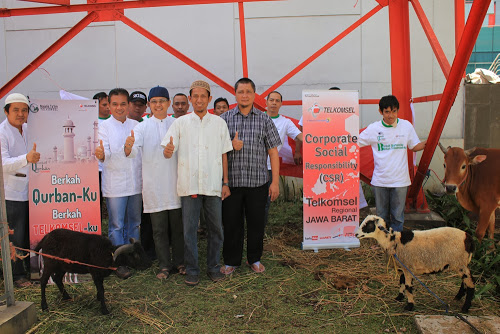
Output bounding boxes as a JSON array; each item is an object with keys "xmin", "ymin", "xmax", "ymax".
[{"xmin": 302, "ymin": 90, "xmax": 360, "ymax": 251}]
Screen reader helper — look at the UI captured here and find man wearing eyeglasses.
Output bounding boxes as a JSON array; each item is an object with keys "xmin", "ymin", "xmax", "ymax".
[{"xmin": 124, "ymin": 86, "xmax": 185, "ymax": 279}]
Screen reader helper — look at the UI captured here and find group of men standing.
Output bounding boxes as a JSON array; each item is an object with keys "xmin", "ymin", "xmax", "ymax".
[
  {"xmin": 95, "ymin": 78, "xmax": 300, "ymax": 286},
  {"xmin": 1, "ymin": 76, "xmax": 305, "ymax": 287}
]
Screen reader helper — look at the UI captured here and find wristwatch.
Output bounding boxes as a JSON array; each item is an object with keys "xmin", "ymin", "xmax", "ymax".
[{"xmin": 222, "ymin": 182, "xmax": 229, "ymax": 187}]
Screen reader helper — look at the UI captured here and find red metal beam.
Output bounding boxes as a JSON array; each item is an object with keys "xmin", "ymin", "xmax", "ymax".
[
  {"xmin": 20, "ymin": 0, "xmax": 70, "ymax": 5},
  {"xmin": 0, "ymin": 12, "xmax": 97, "ymax": 99},
  {"xmin": 412, "ymin": 93, "xmax": 441, "ymax": 103},
  {"xmin": 389, "ymin": 0, "xmax": 413, "ymax": 172},
  {"xmin": 238, "ymin": 2, "xmax": 249, "ymax": 78},
  {"xmin": 410, "ymin": 0, "xmax": 451, "ymax": 79},
  {"xmin": 277, "ymin": 95, "xmax": 441, "ymax": 107},
  {"xmin": 118, "ymin": 13, "xmax": 235, "ymax": 95},
  {"xmin": 261, "ymin": 4, "xmax": 385, "ymax": 98},
  {"xmin": 408, "ymin": 0, "xmax": 491, "ymax": 203},
  {"xmin": 118, "ymin": 12, "xmax": 268, "ymax": 110},
  {"xmin": 455, "ymin": 0, "xmax": 465, "ymax": 51},
  {"xmin": 283, "ymin": 99, "xmax": 382, "ymax": 106},
  {"xmin": 0, "ymin": 0, "xmax": 279, "ymax": 17}
]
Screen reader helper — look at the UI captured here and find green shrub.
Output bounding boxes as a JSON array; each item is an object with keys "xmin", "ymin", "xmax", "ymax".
[{"xmin": 426, "ymin": 191, "xmax": 499, "ymax": 300}]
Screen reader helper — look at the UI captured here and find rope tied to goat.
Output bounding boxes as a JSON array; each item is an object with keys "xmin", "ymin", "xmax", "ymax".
[{"xmin": 0, "ymin": 243, "xmax": 118, "ymax": 271}]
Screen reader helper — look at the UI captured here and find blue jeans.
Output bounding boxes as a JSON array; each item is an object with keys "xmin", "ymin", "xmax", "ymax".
[
  {"xmin": 371, "ymin": 186, "xmax": 407, "ymax": 232},
  {"xmin": 106, "ymin": 194, "xmax": 142, "ymax": 246},
  {"xmin": 181, "ymin": 196, "xmax": 223, "ymax": 276}
]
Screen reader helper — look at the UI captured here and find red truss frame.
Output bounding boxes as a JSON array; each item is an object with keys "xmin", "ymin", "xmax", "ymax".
[{"xmin": 0, "ymin": 0, "xmax": 492, "ymax": 211}]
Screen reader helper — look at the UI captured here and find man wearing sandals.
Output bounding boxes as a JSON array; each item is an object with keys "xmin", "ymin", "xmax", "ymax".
[
  {"xmin": 1, "ymin": 93, "xmax": 40, "ymax": 287},
  {"xmin": 125, "ymin": 86, "xmax": 185, "ymax": 279},
  {"xmin": 162, "ymin": 80, "xmax": 232, "ymax": 286},
  {"xmin": 220, "ymin": 78, "xmax": 281, "ymax": 275}
]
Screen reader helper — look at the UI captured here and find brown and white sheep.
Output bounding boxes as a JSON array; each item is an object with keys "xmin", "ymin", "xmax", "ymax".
[{"xmin": 355, "ymin": 215, "xmax": 475, "ymax": 313}]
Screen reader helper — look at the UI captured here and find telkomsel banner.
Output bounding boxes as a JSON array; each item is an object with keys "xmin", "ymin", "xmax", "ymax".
[
  {"xmin": 28, "ymin": 99, "xmax": 101, "ymax": 255},
  {"xmin": 302, "ymin": 90, "xmax": 360, "ymax": 250}
]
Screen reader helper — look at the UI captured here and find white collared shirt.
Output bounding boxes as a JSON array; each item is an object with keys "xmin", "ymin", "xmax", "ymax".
[
  {"xmin": 0, "ymin": 120, "xmax": 29, "ymax": 201},
  {"xmin": 161, "ymin": 112, "xmax": 232, "ymax": 197},
  {"xmin": 128, "ymin": 116, "xmax": 180, "ymax": 212},
  {"xmin": 267, "ymin": 115, "xmax": 301, "ymax": 169},
  {"xmin": 99, "ymin": 117, "xmax": 142, "ymax": 197}
]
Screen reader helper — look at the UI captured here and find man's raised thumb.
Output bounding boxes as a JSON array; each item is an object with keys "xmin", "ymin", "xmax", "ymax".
[
  {"xmin": 169, "ymin": 136, "xmax": 173, "ymax": 145},
  {"xmin": 234, "ymin": 131, "xmax": 239, "ymax": 140},
  {"xmin": 131, "ymin": 130, "xmax": 135, "ymax": 138},
  {"xmin": 32, "ymin": 143, "xmax": 37, "ymax": 152},
  {"xmin": 99, "ymin": 139, "xmax": 103, "ymax": 147}
]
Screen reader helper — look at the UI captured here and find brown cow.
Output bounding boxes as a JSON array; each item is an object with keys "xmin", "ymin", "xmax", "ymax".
[{"xmin": 439, "ymin": 143, "xmax": 500, "ymax": 242}]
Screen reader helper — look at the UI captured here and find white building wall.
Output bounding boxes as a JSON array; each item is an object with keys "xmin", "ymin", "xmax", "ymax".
[{"xmin": 0, "ymin": 0, "xmax": 462, "ymax": 142}]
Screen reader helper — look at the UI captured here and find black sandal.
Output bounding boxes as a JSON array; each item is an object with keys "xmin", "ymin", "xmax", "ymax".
[
  {"xmin": 156, "ymin": 268, "xmax": 170, "ymax": 280},
  {"xmin": 177, "ymin": 265, "xmax": 186, "ymax": 275}
]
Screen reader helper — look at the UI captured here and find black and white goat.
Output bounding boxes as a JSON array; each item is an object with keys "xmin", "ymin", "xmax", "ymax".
[
  {"xmin": 355, "ymin": 215, "xmax": 475, "ymax": 312},
  {"xmin": 35, "ymin": 228, "xmax": 151, "ymax": 314}
]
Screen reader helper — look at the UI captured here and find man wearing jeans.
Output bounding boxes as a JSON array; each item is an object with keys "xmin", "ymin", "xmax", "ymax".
[
  {"xmin": 358, "ymin": 95, "xmax": 426, "ymax": 231},
  {"xmin": 95, "ymin": 88, "xmax": 142, "ymax": 254},
  {"xmin": 162, "ymin": 80, "xmax": 232, "ymax": 286}
]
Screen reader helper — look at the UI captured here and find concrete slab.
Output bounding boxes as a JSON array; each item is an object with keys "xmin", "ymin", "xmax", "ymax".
[
  {"xmin": 0, "ymin": 301, "xmax": 37, "ymax": 334},
  {"xmin": 404, "ymin": 211, "xmax": 447, "ymax": 230},
  {"xmin": 368, "ymin": 208, "xmax": 446, "ymax": 230},
  {"xmin": 414, "ymin": 315, "xmax": 500, "ymax": 334}
]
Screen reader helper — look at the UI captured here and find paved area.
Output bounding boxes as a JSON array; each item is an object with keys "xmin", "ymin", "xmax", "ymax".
[{"xmin": 415, "ymin": 315, "xmax": 500, "ymax": 334}]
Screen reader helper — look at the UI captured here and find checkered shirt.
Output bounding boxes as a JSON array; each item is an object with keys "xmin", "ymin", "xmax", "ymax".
[{"xmin": 221, "ymin": 106, "xmax": 281, "ymax": 187}]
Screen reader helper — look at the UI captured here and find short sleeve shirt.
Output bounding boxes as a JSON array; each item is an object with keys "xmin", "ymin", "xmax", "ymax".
[
  {"xmin": 267, "ymin": 115, "xmax": 301, "ymax": 169},
  {"xmin": 161, "ymin": 112, "xmax": 233, "ymax": 197},
  {"xmin": 220, "ymin": 106, "xmax": 281, "ymax": 187},
  {"xmin": 358, "ymin": 119, "xmax": 420, "ymax": 187}
]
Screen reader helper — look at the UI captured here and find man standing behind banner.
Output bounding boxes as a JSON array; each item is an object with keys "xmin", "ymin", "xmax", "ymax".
[
  {"xmin": 171, "ymin": 93, "xmax": 190, "ymax": 119},
  {"xmin": 95, "ymin": 89, "xmax": 142, "ymax": 255},
  {"xmin": 264, "ymin": 91, "xmax": 302, "ymax": 225},
  {"xmin": 1, "ymin": 93, "xmax": 40, "ymax": 287},
  {"xmin": 162, "ymin": 80, "xmax": 232, "ymax": 286},
  {"xmin": 93, "ymin": 92, "xmax": 110, "ymax": 223},
  {"xmin": 220, "ymin": 78, "xmax": 281, "ymax": 275},
  {"xmin": 125, "ymin": 86, "xmax": 185, "ymax": 279}
]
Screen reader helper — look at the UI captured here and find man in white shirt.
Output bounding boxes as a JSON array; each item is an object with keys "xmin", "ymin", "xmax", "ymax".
[
  {"xmin": 358, "ymin": 95, "xmax": 426, "ymax": 231},
  {"xmin": 162, "ymin": 80, "xmax": 232, "ymax": 286},
  {"xmin": 171, "ymin": 93, "xmax": 190, "ymax": 118},
  {"xmin": 1, "ymin": 93, "xmax": 40, "ymax": 287},
  {"xmin": 264, "ymin": 91, "xmax": 302, "ymax": 225},
  {"xmin": 95, "ymin": 88, "xmax": 142, "ymax": 247},
  {"xmin": 93, "ymin": 92, "xmax": 110, "ymax": 224},
  {"xmin": 125, "ymin": 86, "xmax": 184, "ymax": 279}
]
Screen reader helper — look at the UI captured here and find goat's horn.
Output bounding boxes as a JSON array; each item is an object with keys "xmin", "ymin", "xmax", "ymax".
[
  {"xmin": 113, "ymin": 244, "xmax": 134, "ymax": 262},
  {"xmin": 438, "ymin": 142, "xmax": 448, "ymax": 154}
]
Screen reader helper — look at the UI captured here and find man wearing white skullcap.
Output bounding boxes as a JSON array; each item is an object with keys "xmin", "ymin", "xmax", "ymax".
[{"xmin": 1, "ymin": 93, "xmax": 40, "ymax": 287}]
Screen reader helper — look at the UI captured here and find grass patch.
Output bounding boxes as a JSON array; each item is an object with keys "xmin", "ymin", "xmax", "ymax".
[{"xmin": 4, "ymin": 200, "xmax": 500, "ymax": 333}]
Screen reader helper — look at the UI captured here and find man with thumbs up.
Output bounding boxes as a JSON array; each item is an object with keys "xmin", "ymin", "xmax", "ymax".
[
  {"xmin": 1, "ymin": 93, "xmax": 40, "ymax": 287},
  {"xmin": 219, "ymin": 78, "xmax": 281, "ymax": 275},
  {"xmin": 97, "ymin": 88, "xmax": 142, "ymax": 249},
  {"xmin": 126, "ymin": 86, "xmax": 185, "ymax": 279},
  {"xmin": 162, "ymin": 80, "xmax": 232, "ymax": 286}
]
